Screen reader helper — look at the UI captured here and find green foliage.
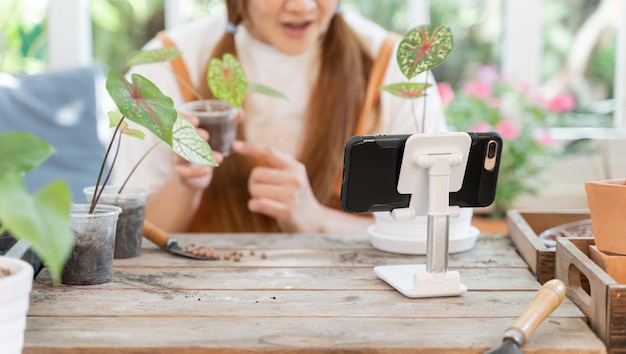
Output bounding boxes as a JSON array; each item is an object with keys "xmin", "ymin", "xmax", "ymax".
[
  {"xmin": 207, "ymin": 53, "xmax": 248, "ymax": 108},
  {"xmin": 207, "ymin": 53, "xmax": 287, "ymax": 107},
  {"xmin": 396, "ymin": 25, "xmax": 453, "ymax": 80},
  {"xmin": 246, "ymin": 82, "xmax": 290, "ymax": 102},
  {"xmin": 91, "ymin": 0, "xmax": 165, "ymax": 73},
  {"xmin": 0, "ymin": 132, "xmax": 74, "ymax": 284},
  {"xmin": 126, "ymin": 47, "xmax": 182, "ymax": 67},
  {"xmin": 0, "ymin": 0, "xmax": 47, "ymax": 73},
  {"xmin": 106, "ymin": 71, "xmax": 177, "ymax": 145},
  {"xmin": 382, "ymin": 25, "xmax": 452, "ymax": 100},
  {"xmin": 171, "ymin": 116, "xmax": 218, "ymax": 165},
  {"xmin": 379, "ymin": 82, "xmax": 429, "ymax": 99},
  {"xmin": 0, "ymin": 132, "xmax": 53, "ymax": 173},
  {"xmin": 93, "ymin": 49, "xmax": 216, "ymax": 212}
]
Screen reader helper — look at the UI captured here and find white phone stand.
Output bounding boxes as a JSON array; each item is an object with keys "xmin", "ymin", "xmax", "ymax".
[{"xmin": 374, "ymin": 133, "xmax": 471, "ymax": 298}]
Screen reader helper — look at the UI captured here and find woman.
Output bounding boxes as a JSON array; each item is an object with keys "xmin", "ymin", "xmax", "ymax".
[{"xmin": 115, "ymin": 0, "xmax": 447, "ymax": 233}]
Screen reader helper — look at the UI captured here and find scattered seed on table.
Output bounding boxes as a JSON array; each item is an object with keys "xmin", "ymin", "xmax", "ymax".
[
  {"xmin": 249, "ymin": 249, "xmax": 255, "ymax": 256},
  {"xmin": 260, "ymin": 252, "xmax": 267, "ymax": 259}
]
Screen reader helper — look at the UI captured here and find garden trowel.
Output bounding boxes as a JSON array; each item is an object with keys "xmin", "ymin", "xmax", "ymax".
[
  {"xmin": 484, "ymin": 279, "xmax": 566, "ymax": 353},
  {"xmin": 143, "ymin": 221, "xmax": 214, "ymax": 260}
]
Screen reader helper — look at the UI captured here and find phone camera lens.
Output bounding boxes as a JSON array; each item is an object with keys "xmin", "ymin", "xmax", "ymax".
[{"xmin": 487, "ymin": 141, "xmax": 497, "ymax": 158}]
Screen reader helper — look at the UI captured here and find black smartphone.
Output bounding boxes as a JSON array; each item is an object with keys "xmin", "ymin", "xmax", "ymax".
[{"xmin": 339, "ymin": 132, "xmax": 502, "ymax": 213}]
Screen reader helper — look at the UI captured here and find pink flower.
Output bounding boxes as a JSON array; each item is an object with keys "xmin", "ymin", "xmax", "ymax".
[
  {"xmin": 462, "ymin": 80, "xmax": 492, "ymax": 99},
  {"xmin": 476, "ymin": 65, "xmax": 499, "ymax": 84},
  {"xmin": 468, "ymin": 122, "xmax": 492, "ymax": 132},
  {"xmin": 548, "ymin": 93, "xmax": 576, "ymax": 113},
  {"xmin": 487, "ymin": 97, "xmax": 502, "ymax": 109},
  {"xmin": 516, "ymin": 81, "xmax": 532, "ymax": 95},
  {"xmin": 495, "ymin": 118, "xmax": 521, "ymax": 140},
  {"xmin": 536, "ymin": 129, "xmax": 557, "ymax": 147},
  {"xmin": 533, "ymin": 93, "xmax": 550, "ymax": 107},
  {"xmin": 437, "ymin": 82, "xmax": 455, "ymax": 106}
]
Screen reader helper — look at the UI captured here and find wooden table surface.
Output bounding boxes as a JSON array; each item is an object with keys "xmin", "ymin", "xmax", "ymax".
[{"xmin": 23, "ymin": 231, "xmax": 606, "ymax": 353}]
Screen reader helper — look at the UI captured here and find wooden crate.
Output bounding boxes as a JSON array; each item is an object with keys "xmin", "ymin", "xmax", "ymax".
[
  {"xmin": 556, "ymin": 237, "xmax": 626, "ymax": 353},
  {"xmin": 507, "ymin": 210, "xmax": 590, "ymax": 284}
]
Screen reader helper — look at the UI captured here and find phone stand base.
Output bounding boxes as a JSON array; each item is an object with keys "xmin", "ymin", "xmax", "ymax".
[
  {"xmin": 368, "ymin": 225, "xmax": 480, "ymax": 255},
  {"xmin": 374, "ymin": 264, "xmax": 467, "ymax": 298}
]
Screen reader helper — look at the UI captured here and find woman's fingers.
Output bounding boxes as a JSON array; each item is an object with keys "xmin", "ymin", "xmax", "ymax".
[
  {"xmin": 232, "ymin": 141, "xmax": 292, "ymax": 169},
  {"xmin": 170, "ymin": 150, "xmax": 223, "ymax": 190},
  {"xmin": 236, "ymin": 109, "xmax": 244, "ymax": 124}
]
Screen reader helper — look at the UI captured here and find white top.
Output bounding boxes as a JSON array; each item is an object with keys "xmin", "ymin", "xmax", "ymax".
[{"xmin": 114, "ymin": 9, "xmax": 447, "ymax": 192}]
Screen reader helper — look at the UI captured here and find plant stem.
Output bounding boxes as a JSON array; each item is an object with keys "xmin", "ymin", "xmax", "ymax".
[
  {"xmin": 117, "ymin": 140, "xmax": 161, "ymax": 194},
  {"xmin": 89, "ymin": 118, "xmax": 124, "ymax": 214},
  {"xmin": 411, "ymin": 99, "xmax": 420, "ymax": 133},
  {"xmin": 93, "ymin": 135, "xmax": 122, "ymax": 210},
  {"xmin": 166, "ymin": 66, "xmax": 205, "ymax": 102},
  {"xmin": 421, "ymin": 71, "xmax": 430, "ymax": 134}
]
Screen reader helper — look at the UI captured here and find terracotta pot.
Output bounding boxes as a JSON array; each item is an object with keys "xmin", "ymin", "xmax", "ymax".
[{"xmin": 585, "ymin": 179, "xmax": 626, "ymax": 255}]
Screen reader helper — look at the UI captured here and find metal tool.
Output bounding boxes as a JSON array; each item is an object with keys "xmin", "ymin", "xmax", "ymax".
[
  {"xmin": 484, "ymin": 279, "xmax": 566, "ymax": 354},
  {"xmin": 143, "ymin": 221, "xmax": 213, "ymax": 260}
]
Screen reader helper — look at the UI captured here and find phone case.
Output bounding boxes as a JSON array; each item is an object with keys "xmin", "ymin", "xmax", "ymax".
[
  {"xmin": 340, "ymin": 134, "xmax": 410, "ymax": 213},
  {"xmin": 340, "ymin": 132, "xmax": 502, "ymax": 213},
  {"xmin": 450, "ymin": 132, "xmax": 503, "ymax": 207}
]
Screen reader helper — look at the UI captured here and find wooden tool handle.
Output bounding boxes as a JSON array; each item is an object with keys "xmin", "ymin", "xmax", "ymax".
[
  {"xmin": 143, "ymin": 220, "xmax": 170, "ymax": 248},
  {"xmin": 508, "ymin": 279, "xmax": 566, "ymax": 344}
]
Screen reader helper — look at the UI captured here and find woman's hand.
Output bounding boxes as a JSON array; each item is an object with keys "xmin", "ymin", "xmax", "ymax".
[{"xmin": 232, "ymin": 141, "xmax": 325, "ymax": 233}]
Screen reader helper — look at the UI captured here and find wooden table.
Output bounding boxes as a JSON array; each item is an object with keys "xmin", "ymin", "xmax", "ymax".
[{"xmin": 24, "ymin": 231, "xmax": 606, "ymax": 353}]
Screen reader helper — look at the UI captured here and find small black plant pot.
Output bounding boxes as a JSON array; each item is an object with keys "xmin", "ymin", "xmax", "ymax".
[{"xmin": 1, "ymin": 231, "xmax": 43, "ymax": 278}]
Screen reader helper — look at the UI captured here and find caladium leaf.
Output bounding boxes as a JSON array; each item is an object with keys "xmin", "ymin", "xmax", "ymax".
[
  {"xmin": 207, "ymin": 53, "xmax": 247, "ymax": 108},
  {"xmin": 380, "ymin": 82, "xmax": 430, "ymax": 99},
  {"xmin": 107, "ymin": 111, "xmax": 145, "ymax": 139},
  {"xmin": 106, "ymin": 70, "xmax": 177, "ymax": 146},
  {"xmin": 397, "ymin": 25, "xmax": 453, "ymax": 80},
  {"xmin": 172, "ymin": 115, "xmax": 218, "ymax": 166},
  {"xmin": 126, "ymin": 47, "xmax": 181, "ymax": 66},
  {"xmin": 247, "ymin": 81, "xmax": 289, "ymax": 101},
  {"xmin": 0, "ymin": 132, "xmax": 55, "ymax": 176},
  {"xmin": 0, "ymin": 173, "xmax": 73, "ymax": 284}
]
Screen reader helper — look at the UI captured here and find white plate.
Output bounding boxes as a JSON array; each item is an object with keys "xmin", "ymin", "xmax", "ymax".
[{"xmin": 368, "ymin": 225, "xmax": 480, "ymax": 255}]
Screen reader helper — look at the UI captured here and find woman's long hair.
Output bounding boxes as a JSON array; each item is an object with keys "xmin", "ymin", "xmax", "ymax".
[{"xmin": 189, "ymin": 0, "xmax": 379, "ymax": 232}]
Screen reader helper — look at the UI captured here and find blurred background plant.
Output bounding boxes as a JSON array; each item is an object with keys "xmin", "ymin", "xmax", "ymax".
[{"xmin": 440, "ymin": 65, "xmax": 576, "ymax": 217}]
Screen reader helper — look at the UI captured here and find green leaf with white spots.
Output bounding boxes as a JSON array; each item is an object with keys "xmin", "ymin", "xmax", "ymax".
[
  {"xmin": 207, "ymin": 53, "xmax": 247, "ymax": 108},
  {"xmin": 380, "ymin": 82, "xmax": 430, "ymax": 99},
  {"xmin": 126, "ymin": 47, "xmax": 181, "ymax": 66},
  {"xmin": 172, "ymin": 115, "xmax": 217, "ymax": 166},
  {"xmin": 106, "ymin": 70, "xmax": 177, "ymax": 146},
  {"xmin": 397, "ymin": 25, "xmax": 453, "ymax": 80}
]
